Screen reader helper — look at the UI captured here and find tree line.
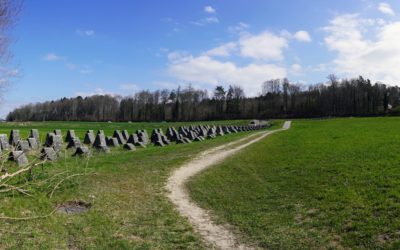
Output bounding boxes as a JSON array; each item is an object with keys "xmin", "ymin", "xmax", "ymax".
[{"xmin": 7, "ymin": 75, "xmax": 400, "ymax": 122}]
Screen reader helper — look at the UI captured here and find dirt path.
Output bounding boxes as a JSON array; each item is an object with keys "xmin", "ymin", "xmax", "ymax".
[{"xmin": 166, "ymin": 121, "xmax": 292, "ymax": 250}]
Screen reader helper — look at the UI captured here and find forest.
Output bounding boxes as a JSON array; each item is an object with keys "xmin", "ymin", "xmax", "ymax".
[{"xmin": 7, "ymin": 75, "xmax": 400, "ymax": 122}]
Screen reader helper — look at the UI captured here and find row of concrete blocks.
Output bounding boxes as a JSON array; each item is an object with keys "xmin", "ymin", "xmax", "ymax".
[
  {"xmin": 151, "ymin": 124, "xmax": 269, "ymax": 147},
  {"xmin": 0, "ymin": 128, "xmax": 152, "ymax": 166},
  {"xmin": 0, "ymin": 124, "xmax": 268, "ymax": 166}
]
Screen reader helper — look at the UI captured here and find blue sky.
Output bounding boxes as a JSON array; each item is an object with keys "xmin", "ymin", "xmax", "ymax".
[{"xmin": 2, "ymin": 0, "xmax": 400, "ymax": 117}]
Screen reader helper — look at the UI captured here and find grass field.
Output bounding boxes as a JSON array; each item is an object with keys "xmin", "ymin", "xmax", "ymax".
[
  {"xmin": 0, "ymin": 119, "xmax": 275, "ymax": 249},
  {"xmin": 188, "ymin": 117, "xmax": 400, "ymax": 249}
]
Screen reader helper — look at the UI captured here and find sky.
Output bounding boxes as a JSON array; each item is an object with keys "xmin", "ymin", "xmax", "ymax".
[{"xmin": 1, "ymin": 0, "xmax": 400, "ymax": 117}]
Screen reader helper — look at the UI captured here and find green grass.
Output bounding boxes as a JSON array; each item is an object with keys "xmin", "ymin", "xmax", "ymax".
[
  {"xmin": 188, "ymin": 117, "xmax": 400, "ymax": 249},
  {"xmin": 0, "ymin": 120, "xmax": 276, "ymax": 249}
]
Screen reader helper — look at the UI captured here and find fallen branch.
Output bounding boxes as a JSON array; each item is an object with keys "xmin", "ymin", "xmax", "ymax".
[{"xmin": 0, "ymin": 160, "xmax": 46, "ymax": 182}]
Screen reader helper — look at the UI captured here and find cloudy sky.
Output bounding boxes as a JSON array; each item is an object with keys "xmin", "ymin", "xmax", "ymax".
[{"xmin": 1, "ymin": 0, "xmax": 400, "ymax": 117}]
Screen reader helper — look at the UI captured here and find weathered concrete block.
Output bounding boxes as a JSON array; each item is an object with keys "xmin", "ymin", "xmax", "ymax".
[
  {"xmin": 176, "ymin": 138, "xmax": 191, "ymax": 144},
  {"xmin": 178, "ymin": 127, "xmax": 189, "ymax": 137},
  {"xmin": 216, "ymin": 127, "xmax": 225, "ymax": 136},
  {"xmin": 93, "ymin": 133, "xmax": 107, "ymax": 147},
  {"xmin": 9, "ymin": 130, "xmax": 20, "ymax": 146},
  {"xmin": 73, "ymin": 146, "xmax": 91, "ymax": 157},
  {"xmin": 106, "ymin": 136, "xmax": 119, "ymax": 147},
  {"xmin": 44, "ymin": 133, "xmax": 62, "ymax": 152},
  {"xmin": 9, "ymin": 151, "xmax": 28, "ymax": 166},
  {"xmin": 123, "ymin": 143, "xmax": 136, "ymax": 151},
  {"xmin": 137, "ymin": 131, "xmax": 149, "ymax": 144},
  {"xmin": 54, "ymin": 129, "xmax": 62, "ymax": 138},
  {"xmin": 135, "ymin": 142, "xmax": 146, "ymax": 148},
  {"xmin": 65, "ymin": 130, "xmax": 76, "ymax": 143},
  {"xmin": 28, "ymin": 138, "xmax": 39, "ymax": 150},
  {"xmin": 198, "ymin": 129, "xmax": 207, "ymax": 137},
  {"xmin": 0, "ymin": 134, "xmax": 9, "ymax": 150},
  {"xmin": 127, "ymin": 134, "xmax": 140, "ymax": 145},
  {"xmin": 84, "ymin": 130, "xmax": 95, "ymax": 145},
  {"xmin": 151, "ymin": 129, "xmax": 163, "ymax": 143},
  {"xmin": 154, "ymin": 140, "xmax": 165, "ymax": 147},
  {"xmin": 122, "ymin": 130, "xmax": 129, "ymax": 141},
  {"xmin": 93, "ymin": 134, "xmax": 110, "ymax": 153},
  {"xmin": 194, "ymin": 136, "xmax": 205, "ymax": 142},
  {"xmin": 136, "ymin": 129, "xmax": 149, "ymax": 139},
  {"xmin": 166, "ymin": 127, "xmax": 179, "ymax": 141},
  {"xmin": 41, "ymin": 147, "xmax": 57, "ymax": 161},
  {"xmin": 188, "ymin": 131, "xmax": 197, "ymax": 140},
  {"xmin": 95, "ymin": 145, "xmax": 110, "ymax": 153},
  {"xmin": 29, "ymin": 129, "xmax": 40, "ymax": 144},
  {"xmin": 161, "ymin": 136, "xmax": 170, "ymax": 145},
  {"xmin": 207, "ymin": 134, "xmax": 216, "ymax": 139},
  {"xmin": 67, "ymin": 138, "xmax": 82, "ymax": 149},
  {"xmin": 16, "ymin": 140, "xmax": 30, "ymax": 152},
  {"xmin": 222, "ymin": 126, "xmax": 232, "ymax": 134},
  {"xmin": 113, "ymin": 130, "xmax": 126, "ymax": 144}
]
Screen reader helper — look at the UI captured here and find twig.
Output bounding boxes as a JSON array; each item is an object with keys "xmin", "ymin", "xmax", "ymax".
[
  {"xmin": 0, "ymin": 206, "xmax": 59, "ymax": 221},
  {"xmin": 48, "ymin": 173, "xmax": 87, "ymax": 199},
  {"xmin": 32, "ymin": 170, "xmax": 70, "ymax": 188},
  {"xmin": 0, "ymin": 183, "xmax": 31, "ymax": 196}
]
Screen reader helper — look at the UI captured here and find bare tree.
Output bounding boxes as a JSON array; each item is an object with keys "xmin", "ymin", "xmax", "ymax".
[
  {"xmin": 262, "ymin": 79, "xmax": 281, "ymax": 95},
  {"xmin": 0, "ymin": 0, "xmax": 21, "ymax": 95}
]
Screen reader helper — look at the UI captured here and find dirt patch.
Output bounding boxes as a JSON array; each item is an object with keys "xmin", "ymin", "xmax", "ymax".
[
  {"xmin": 57, "ymin": 200, "xmax": 92, "ymax": 214},
  {"xmin": 378, "ymin": 233, "xmax": 391, "ymax": 243}
]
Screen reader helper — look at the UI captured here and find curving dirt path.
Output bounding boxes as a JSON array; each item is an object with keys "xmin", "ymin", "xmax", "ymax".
[{"xmin": 166, "ymin": 121, "xmax": 292, "ymax": 250}]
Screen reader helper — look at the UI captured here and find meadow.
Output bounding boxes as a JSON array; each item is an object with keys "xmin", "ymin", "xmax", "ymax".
[
  {"xmin": 188, "ymin": 117, "xmax": 400, "ymax": 249},
  {"xmin": 0, "ymin": 119, "xmax": 272, "ymax": 249}
]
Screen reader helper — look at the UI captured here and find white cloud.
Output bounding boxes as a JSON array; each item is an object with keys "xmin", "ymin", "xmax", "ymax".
[
  {"xmin": 204, "ymin": 6, "xmax": 216, "ymax": 14},
  {"xmin": 204, "ymin": 42, "xmax": 237, "ymax": 57},
  {"xmin": 168, "ymin": 54, "xmax": 286, "ymax": 95},
  {"xmin": 308, "ymin": 63, "xmax": 330, "ymax": 72},
  {"xmin": 76, "ymin": 29, "xmax": 95, "ymax": 36},
  {"xmin": 192, "ymin": 17, "xmax": 219, "ymax": 26},
  {"xmin": 74, "ymin": 88, "xmax": 117, "ymax": 97},
  {"xmin": 153, "ymin": 81, "xmax": 179, "ymax": 89},
  {"xmin": 228, "ymin": 22, "xmax": 250, "ymax": 34},
  {"xmin": 75, "ymin": 84, "xmax": 140, "ymax": 98},
  {"xmin": 119, "ymin": 83, "xmax": 140, "ymax": 91},
  {"xmin": 0, "ymin": 67, "xmax": 18, "ymax": 78},
  {"xmin": 378, "ymin": 3, "xmax": 395, "ymax": 16},
  {"xmin": 168, "ymin": 51, "xmax": 191, "ymax": 63},
  {"xmin": 43, "ymin": 53, "xmax": 63, "ymax": 61},
  {"xmin": 291, "ymin": 64, "xmax": 302, "ymax": 74},
  {"xmin": 324, "ymin": 13, "xmax": 400, "ymax": 84},
  {"xmin": 166, "ymin": 29, "xmax": 293, "ymax": 95},
  {"xmin": 294, "ymin": 30, "xmax": 312, "ymax": 42},
  {"xmin": 239, "ymin": 32, "xmax": 288, "ymax": 60}
]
